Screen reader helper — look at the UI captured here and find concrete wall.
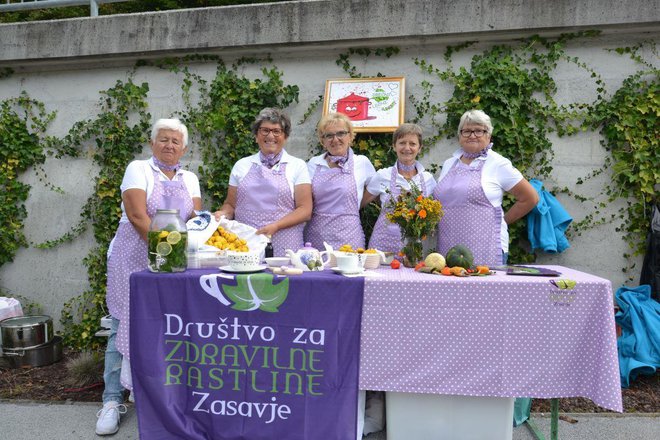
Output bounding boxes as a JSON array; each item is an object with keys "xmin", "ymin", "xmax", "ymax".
[{"xmin": 0, "ymin": 0, "xmax": 659, "ymax": 328}]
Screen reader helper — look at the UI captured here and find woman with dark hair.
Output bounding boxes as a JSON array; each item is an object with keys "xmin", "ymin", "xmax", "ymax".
[{"xmin": 214, "ymin": 108, "xmax": 312, "ymax": 256}]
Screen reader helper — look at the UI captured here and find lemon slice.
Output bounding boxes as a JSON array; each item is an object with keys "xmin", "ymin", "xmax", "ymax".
[
  {"xmin": 156, "ymin": 242, "xmax": 172, "ymax": 256},
  {"xmin": 166, "ymin": 231, "xmax": 182, "ymax": 245},
  {"xmin": 158, "ymin": 230, "xmax": 169, "ymax": 239}
]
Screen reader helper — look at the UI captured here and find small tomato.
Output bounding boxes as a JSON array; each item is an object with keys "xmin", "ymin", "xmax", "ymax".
[
  {"xmin": 390, "ymin": 260, "xmax": 401, "ymax": 269},
  {"xmin": 414, "ymin": 261, "xmax": 426, "ymax": 271}
]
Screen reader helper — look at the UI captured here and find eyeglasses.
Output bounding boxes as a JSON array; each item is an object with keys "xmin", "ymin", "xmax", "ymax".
[
  {"xmin": 460, "ymin": 129, "xmax": 488, "ymax": 138},
  {"xmin": 258, "ymin": 127, "xmax": 284, "ymax": 137},
  {"xmin": 321, "ymin": 131, "xmax": 349, "ymax": 141}
]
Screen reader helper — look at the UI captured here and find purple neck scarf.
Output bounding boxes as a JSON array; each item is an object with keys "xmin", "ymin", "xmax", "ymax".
[
  {"xmin": 397, "ymin": 160, "xmax": 417, "ymax": 173},
  {"xmin": 152, "ymin": 156, "xmax": 180, "ymax": 172},
  {"xmin": 462, "ymin": 142, "xmax": 493, "ymax": 159},
  {"xmin": 327, "ymin": 152, "xmax": 349, "ymax": 167},
  {"xmin": 259, "ymin": 151, "xmax": 283, "ymax": 168}
]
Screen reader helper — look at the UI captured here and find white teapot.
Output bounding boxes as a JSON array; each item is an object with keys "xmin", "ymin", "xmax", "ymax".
[{"xmin": 285, "ymin": 242, "xmax": 331, "ymax": 271}]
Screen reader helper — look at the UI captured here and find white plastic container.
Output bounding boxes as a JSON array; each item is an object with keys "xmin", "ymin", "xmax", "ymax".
[{"xmin": 386, "ymin": 392, "xmax": 514, "ymax": 440}]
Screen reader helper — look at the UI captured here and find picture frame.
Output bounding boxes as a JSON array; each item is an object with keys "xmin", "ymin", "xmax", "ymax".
[{"xmin": 323, "ymin": 77, "xmax": 405, "ymax": 132}]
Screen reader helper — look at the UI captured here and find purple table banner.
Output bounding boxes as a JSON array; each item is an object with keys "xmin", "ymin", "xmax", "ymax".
[{"xmin": 130, "ymin": 269, "xmax": 364, "ymax": 440}]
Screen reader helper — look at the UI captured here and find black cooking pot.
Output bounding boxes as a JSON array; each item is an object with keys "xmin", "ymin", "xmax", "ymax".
[
  {"xmin": 0, "ymin": 315, "xmax": 54, "ymax": 349},
  {"xmin": 1, "ymin": 336, "xmax": 63, "ymax": 368}
]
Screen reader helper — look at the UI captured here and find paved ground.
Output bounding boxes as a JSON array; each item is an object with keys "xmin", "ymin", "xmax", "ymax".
[{"xmin": 0, "ymin": 401, "xmax": 657, "ymax": 440}]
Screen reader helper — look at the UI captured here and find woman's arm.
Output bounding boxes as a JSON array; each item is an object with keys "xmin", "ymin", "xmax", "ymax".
[
  {"xmin": 214, "ymin": 186, "xmax": 237, "ymax": 220},
  {"xmin": 256, "ymin": 183, "xmax": 313, "ymax": 236},
  {"xmin": 122, "ymin": 189, "xmax": 151, "ymax": 241},
  {"xmin": 504, "ymin": 179, "xmax": 539, "ymax": 225},
  {"xmin": 360, "ymin": 189, "xmax": 380, "ymax": 209},
  {"xmin": 192, "ymin": 197, "xmax": 203, "ymax": 215}
]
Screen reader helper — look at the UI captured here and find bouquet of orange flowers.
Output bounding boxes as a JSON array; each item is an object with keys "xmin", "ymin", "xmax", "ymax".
[{"xmin": 385, "ymin": 182, "xmax": 443, "ymax": 267}]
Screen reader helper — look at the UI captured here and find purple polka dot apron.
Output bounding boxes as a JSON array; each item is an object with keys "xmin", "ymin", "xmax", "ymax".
[
  {"xmin": 108, "ymin": 168, "xmax": 194, "ymax": 359},
  {"xmin": 369, "ymin": 165, "xmax": 427, "ymax": 253},
  {"xmin": 433, "ymin": 159, "xmax": 503, "ymax": 266},
  {"xmin": 304, "ymin": 149, "xmax": 364, "ymax": 250},
  {"xmin": 234, "ymin": 161, "xmax": 304, "ymax": 257}
]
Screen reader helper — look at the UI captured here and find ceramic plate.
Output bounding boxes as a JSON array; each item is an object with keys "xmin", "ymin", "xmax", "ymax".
[
  {"xmin": 219, "ymin": 264, "xmax": 268, "ymax": 274},
  {"xmin": 330, "ymin": 266, "xmax": 365, "ymax": 275}
]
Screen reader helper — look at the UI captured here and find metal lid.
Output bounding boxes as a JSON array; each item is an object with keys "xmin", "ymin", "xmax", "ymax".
[
  {"xmin": 156, "ymin": 209, "xmax": 180, "ymax": 214},
  {"xmin": 0, "ymin": 315, "xmax": 52, "ymax": 328}
]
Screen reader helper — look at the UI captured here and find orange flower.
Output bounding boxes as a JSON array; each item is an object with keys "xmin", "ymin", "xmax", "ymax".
[
  {"xmin": 416, "ymin": 195, "xmax": 423, "ymax": 202},
  {"xmin": 408, "ymin": 209, "xmax": 416, "ymax": 216},
  {"xmin": 418, "ymin": 209, "xmax": 427, "ymax": 219}
]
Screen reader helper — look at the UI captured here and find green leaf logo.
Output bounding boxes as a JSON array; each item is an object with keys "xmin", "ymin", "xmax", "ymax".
[{"xmin": 221, "ymin": 274, "xmax": 289, "ymax": 312}]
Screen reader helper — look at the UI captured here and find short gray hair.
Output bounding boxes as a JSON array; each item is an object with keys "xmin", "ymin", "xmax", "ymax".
[
  {"xmin": 251, "ymin": 108, "xmax": 292, "ymax": 137},
  {"xmin": 151, "ymin": 118, "xmax": 189, "ymax": 146},
  {"xmin": 457, "ymin": 110, "xmax": 493, "ymax": 137},
  {"xmin": 393, "ymin": 123, "xmax": 423, "ymax": 146}
]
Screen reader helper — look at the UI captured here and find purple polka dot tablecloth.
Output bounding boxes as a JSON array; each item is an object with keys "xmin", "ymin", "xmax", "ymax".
[{"xmin": 358, "ymin": 265, "xmax": 623, "ymax": 412}]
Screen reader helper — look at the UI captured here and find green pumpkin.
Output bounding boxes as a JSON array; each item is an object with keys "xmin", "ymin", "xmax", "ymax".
[{"xmin": 445, "ymin": 245, "xmax": 474, "ymax": 268}]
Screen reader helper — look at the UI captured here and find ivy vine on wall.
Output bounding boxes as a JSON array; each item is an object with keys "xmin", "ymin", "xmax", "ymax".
[
  {"xmin": 584, "ymin": 43, "xmax": 659, "ymax": 264},
  {"xmin": 0, "ymin": 92, "xmax": 56, "ymax": 267},
  {"xmin": 55, "ymin": 79, "xmax": 151, "ymax": 349}
]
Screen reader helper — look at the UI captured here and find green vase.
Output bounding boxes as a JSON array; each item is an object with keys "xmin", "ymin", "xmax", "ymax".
[{"xmin": 402, "ymin": 236, "xmax": 423, "ymax": 268}]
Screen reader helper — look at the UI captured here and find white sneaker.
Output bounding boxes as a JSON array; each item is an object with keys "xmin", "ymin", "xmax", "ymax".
[{"xmin": 95, "ymin": 401, "xmax": 127, "ymax": 436}]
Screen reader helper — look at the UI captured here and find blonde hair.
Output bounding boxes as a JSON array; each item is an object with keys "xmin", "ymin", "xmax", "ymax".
[{"xmin": 316, "ymin": 112, "xmax": 355, "ymax": 144}]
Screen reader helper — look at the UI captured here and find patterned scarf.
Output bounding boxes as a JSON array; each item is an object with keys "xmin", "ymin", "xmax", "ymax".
[
  {"xmin": 152, "ymin": 156, "xmax": 180, "ymax": 172},
  {"xmin": 326, "ymin": 148, "xmax": 352, "ymax": 174},
  {"xmin": 462, "ymin": 142, "xmax": 493, "ymax": 159},
  {"xmin": 397, "ymin": 160, "xmax": 417, "ymax": 173},
  {"xmin": 259, "ymin": 151, "xmax": 283, "ymax": 168}
]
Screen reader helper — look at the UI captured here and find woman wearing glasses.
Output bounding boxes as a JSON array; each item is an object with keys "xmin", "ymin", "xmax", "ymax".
[
  {"xmin": 304, "ymin": 112, "xmax": 376, "ymax": 250},
  {"xmin": 433, "ymin": 109, "xmax": 538, "ymax": 266},
  {"xmin": 214, "ymin": 108, "xmax": 312, "ymax": 257},
  {"xmin": 361, "ymin": 123, "xmax": 437, "ymax": 254}
]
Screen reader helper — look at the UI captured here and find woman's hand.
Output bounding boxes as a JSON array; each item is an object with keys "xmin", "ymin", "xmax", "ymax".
[{"xmin": 256, "ymin": 223, "xmax": 280, "ymax": 237}]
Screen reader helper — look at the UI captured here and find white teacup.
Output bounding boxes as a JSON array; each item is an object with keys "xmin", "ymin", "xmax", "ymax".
[
  {"xmin": 227, "ymin": 251, "xmax": 260, "ymax": 270},
  {"xmin": 336, "ymin": 254, "xmax": 362, "ymax": 273}
]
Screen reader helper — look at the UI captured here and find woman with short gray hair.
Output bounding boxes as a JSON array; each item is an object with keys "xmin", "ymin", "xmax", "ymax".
[{"xmin": 433, "ymin": 109, "xmax": 538, "ymax": 266}]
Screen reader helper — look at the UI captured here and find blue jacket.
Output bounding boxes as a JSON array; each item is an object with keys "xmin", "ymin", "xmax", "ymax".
[
  {"xmin": 526, "ymin": 179, "xmax": 572, "ymax": 253},
  {"xmin": 615, "ymin": 284, "xmax": 660, "ymax": 387}
]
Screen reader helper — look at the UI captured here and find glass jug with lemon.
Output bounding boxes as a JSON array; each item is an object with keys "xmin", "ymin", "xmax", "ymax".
[{"xmin": 148, "ymin": 209, "xmax": 188, "ymax": 272}]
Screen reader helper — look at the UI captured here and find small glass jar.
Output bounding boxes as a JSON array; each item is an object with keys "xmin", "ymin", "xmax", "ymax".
[{"xmin": 148, "ymin": 209, "xmax": 188, "ymax": 272}]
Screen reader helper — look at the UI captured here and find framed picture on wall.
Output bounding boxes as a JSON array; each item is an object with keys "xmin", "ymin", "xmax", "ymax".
[{"xmin": 323, "ymin": 77, "xmax": 405, "ymax": 132}]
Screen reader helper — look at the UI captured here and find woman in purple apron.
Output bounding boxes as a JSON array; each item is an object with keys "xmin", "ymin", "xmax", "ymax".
[
  {"xmin": 433, "ymin": 109, "xmax": 539, "ymax": 428},
  {"xmin": 214, "ymin": 108, "xmax": 312, "ymax": 257},
  {"xmin": 96, "ymin": 119, "xmax": 202, "ymax": 436},
  {"xmin": 363, "ymin": 123, "xmax": 436, "ymax": 254},
  {"xmin": 433, "ymin": 110, "xmax": 538, "ymax": 267},
  {"xmin": 304, "ymin": 112, "xmax": 376, "ymax": 250}
]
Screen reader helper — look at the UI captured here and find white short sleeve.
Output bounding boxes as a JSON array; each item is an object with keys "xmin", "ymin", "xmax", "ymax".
[{"xmin": 121, "ymin": 160, "xmax": 150, "ymax": 193}]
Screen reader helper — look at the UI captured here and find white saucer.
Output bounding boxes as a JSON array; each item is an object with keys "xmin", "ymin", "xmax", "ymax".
[
  {"xmin": 219, "ymin": 264, "xmax": 268, "ymax": 274},
  {"xmin": 331, "ymin": 266, "xmax": 365, "ymax": 275}
]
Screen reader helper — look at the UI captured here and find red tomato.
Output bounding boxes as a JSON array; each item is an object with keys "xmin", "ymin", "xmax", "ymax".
[
  {"xmin": 414, "ymin": 262, "xmax": 426, "ymax": 271},
  {"xmin": 390, "ymin": 260, "xmax": 401, "ymax": 269}
]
